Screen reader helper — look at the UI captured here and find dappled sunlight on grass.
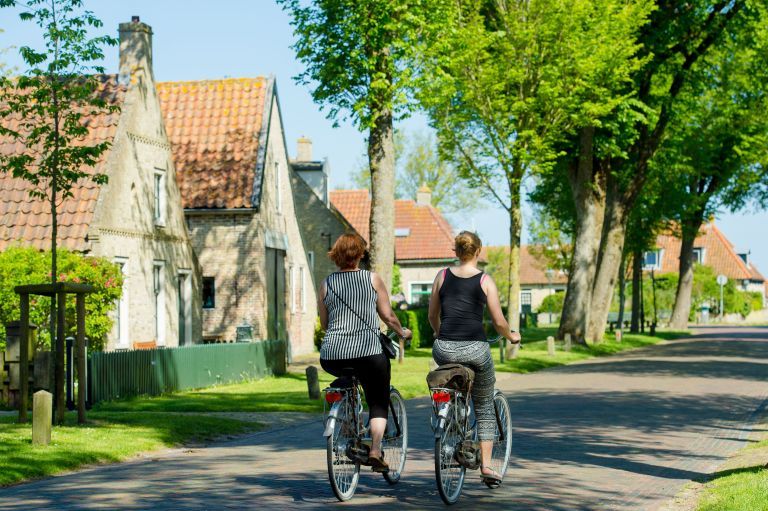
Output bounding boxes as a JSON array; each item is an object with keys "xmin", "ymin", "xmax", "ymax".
[{"xmin": 0, "ymin": 412, "xmax": 257, "ymax": 487}]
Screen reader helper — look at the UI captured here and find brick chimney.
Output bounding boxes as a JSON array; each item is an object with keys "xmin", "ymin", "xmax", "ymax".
[
  {"xmin": 118, "ymin": 16, "xmax": 154, "ymax": 86},
  {"xmin": 296, "ymin": 136, "xmax": 313, "ymax": 161},
  {"xmin": 416, "ymin": 184, "xmax": 432, "ymax": 206}
]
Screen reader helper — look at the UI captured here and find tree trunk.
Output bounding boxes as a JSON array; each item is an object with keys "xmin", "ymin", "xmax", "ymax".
[
  {"xmin": 616, "ymin": 251, "xmax": 627, "ymax": 329},
  {"xmin": 367, "ymin": 107, "xmax": 396, "ymax": 292},
  {"xmin": 669, "ymin": 216, "xmax": 703, "ymax": 330},
  {"xmin": 505, "ymin": 200, "xmax": 522, "ymax": 359},
  {"xmin": 630, "ymin": 250, "xmax": 642, "ymax": 333},
  {"xmin": 587, "ymin": 183, "xmax": 628, "ymax": 343},
  {"xmin": 558, "ymin": 127, "xmax": 605, "ymax": 344}
]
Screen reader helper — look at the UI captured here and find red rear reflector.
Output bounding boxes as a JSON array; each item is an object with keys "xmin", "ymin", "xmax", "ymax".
[
  {"xmin": 325, "ymin": 391, "xmax": 343, "ymax": 403},
  {"xmin": 432, "ymin": 390, "xmax": 450, "ymax": 404}
]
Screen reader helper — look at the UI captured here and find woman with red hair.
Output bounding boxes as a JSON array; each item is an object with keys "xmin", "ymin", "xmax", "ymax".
[{"xmin": 318, "ymin": 233, "xmax": 412, "ymax": 473}]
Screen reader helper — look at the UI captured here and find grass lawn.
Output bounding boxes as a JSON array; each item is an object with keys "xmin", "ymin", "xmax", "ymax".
[
  {"xmin": 697, "ymin": 436, "xmax": 768, "ymax": 511},
  {"xmin": 0, "ymin": 412, "xmax": 258, "ymax": 487},
  {"xmin": 494, "ymin": 327, "xmax": 690, "ymax": 373},
  {"xmin": 96, "ymin": 327, "xmax": 689, "ymax": 414}
]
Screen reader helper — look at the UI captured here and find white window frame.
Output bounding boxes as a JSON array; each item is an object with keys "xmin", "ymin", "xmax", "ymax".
[
  {"xmin": 290, "ymin": 265, "xmax": 297, "ymax": 313},
  {"xmin": 692, "ymin": 247, "xmax": 705, "ymax": 265},
  {"xmin": 114, "ymin": 257, "xmax": 129, "ymax": 348},
  {"xmin": 275, "ymin": 160, "xmax": 283, "ymax": 214},
  {"xmin": 409, "ymin": 281, "xmax": 433, "ymax": 304},
  {"xmin": 177, "ymin": 269, "xmax": 192, "ymax": 346},
  {"xmin": 643, "ymin": 249, "xmax": 662, "ymax": 270},
  {"xmin": 153, "ymin": 261, "xmax": 166, "ymax": 346},
  {"xmin": 153, "ymin": 169, "xmax": 167, "ymax": 227},
  {"xmin": 300, "ymin": 266, "xmax": 306, "ymax": 312}
]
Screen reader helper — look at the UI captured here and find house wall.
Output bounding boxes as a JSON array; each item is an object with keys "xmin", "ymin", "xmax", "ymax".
[
  {"xmin": 400, "ymin": 262, "xmax": 454, "ymax": 305},
  {"xmin": 88, "ymin": 64, "xmax": 202, "ymax": 351},
  {"xmin": 185, "ymin": 96, "xmax": 316, "ymax": 356}
]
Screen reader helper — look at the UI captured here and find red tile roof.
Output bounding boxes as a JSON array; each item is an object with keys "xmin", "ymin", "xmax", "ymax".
[
  {"xmin": 157, "ymin": 78, "xmax": 271, "ymax": 209},
  {"xmin": 329, "ymin": 189, "xmax": 456, "ymax": 261},
  {"xmin": 655, "ymin": 222, "xmax": 764, "ymax": 282},
  {"xmin": 0, "ymin": 75, "xmax": 125, "ymax": 252},
  {"xmin": 481, "ymin": 245, "xmax": 569, "ymax": 285}
]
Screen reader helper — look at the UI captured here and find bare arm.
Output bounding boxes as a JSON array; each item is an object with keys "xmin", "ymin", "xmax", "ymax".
[
  {"xmin": 482, "ymin": 275, "xmax": 521, "ymax": 343},
  {"xmin": 318, "ymin": 279, "xmax": 329, "ymax": 331},
  {"xmin": 428, "ymin": 270, "xmax": 444, "ymax": 335},
  {"xmin": 371, "ymin": 272, "xmax": 411, "ymax": 339}
]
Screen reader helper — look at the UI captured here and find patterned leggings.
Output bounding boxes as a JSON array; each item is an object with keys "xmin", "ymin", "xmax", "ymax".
[{"xmin": 432, "ymin": 339, "xmax": 496, "ymax": 441}]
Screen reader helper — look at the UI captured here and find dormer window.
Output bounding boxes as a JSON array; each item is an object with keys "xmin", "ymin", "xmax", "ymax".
[
  {"xmin": 154, "ymin": 169, "xmax": 166, "ymax": 226},
  {"xmin": 395, "ymin": 228, "xmax": 410, "ymax": 237}
]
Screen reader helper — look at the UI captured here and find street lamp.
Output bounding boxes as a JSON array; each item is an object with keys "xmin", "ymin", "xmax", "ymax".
[{"xmin": 716, "ymin": 274, "xmax": 727, "ymax": 320}]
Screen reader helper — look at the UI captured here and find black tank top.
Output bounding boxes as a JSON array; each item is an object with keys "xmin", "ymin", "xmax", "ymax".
[{"xmin": 438, "ymin": 269, "xmax": 487, "ymax": 341}]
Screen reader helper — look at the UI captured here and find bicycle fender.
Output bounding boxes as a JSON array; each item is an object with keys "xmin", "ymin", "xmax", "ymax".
[
  {"xmin": 434, "ymin": 403, "xmax": 451, "ymax": 438},
  {"xmin": 323, "ymin": 402, "xmax": 343, "ymax": 438}
]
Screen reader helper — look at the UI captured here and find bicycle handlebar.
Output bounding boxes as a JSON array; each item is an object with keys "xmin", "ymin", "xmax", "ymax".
[{"xmin": 488, "ymin": 335, "xmax": 523, "ymax": 349}]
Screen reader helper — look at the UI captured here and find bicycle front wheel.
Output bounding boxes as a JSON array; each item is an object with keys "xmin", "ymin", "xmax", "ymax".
[
  {"xmin": 435, "ymin": 416, "xmax": 466, "ymax": 505},
  {"xmin": 484, "ymin": 390, "xmax": 512, "ymax": 489},
  {"xmin": 383, "ymin": 387, "xmax": 408, "ymax": 484},
  {"xmin": 327, "ymin": 399, "xmax": 360, "ymax": 501}
]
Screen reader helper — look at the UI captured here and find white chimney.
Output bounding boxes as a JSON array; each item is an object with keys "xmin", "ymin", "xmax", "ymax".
[
  {"xmin": 416, "ymin": 184, "xmax": 432, "ymax": 206},
  {"xmin": 297, "ymin": 136, "xmax": 313, "ymax": 161},
  {"xmin": 118, "ymin": 16, "xmax": 154, "ymax": 86}
]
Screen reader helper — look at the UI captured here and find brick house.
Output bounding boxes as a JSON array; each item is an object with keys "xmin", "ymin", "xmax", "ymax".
[
  {"xmin": 157, "ymin": 77, "xmax": 317, "ymax": 356},
  {"xmin": 648, "ymin": 222, "xmax": 766, "ymax": 302},
  {"xmin": 0, "ymin": 18, "xmax": 202, "ymax": 350},
  {"xmin": 329, "ymin": 188, "xmax": 458, "ymax": 304}
]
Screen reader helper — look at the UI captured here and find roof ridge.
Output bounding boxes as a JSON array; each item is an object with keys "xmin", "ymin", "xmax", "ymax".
[
  {"xmin": 709, "ymin": 222, "xmax": 751, "ymax": 276},
  {"xmin": 157, "ymin": 77, "xmax": 268, "ymax": 86},
  {"xmin": 425, "ymin": 204, "xmax": 455, "ymax": 243}
]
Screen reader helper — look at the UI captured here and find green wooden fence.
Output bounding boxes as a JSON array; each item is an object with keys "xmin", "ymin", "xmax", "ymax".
[{"xmin": 89, "ymin": 340, "xmax": 287, "ymax": 404}]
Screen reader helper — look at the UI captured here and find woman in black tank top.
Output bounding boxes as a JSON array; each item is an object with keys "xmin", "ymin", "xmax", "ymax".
[{"xmin": 428, "ymin": 231, "xmax": 521, "ymax": 483}]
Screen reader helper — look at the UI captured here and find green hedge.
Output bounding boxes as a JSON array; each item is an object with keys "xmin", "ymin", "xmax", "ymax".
[{"xmin": 395, "ymin": 307, "xmax": 434, "ymax": 349}]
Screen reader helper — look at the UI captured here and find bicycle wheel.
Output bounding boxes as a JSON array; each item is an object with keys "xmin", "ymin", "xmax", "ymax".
[
  {"xmin": 435, "ymin": 416, "xmax": 466, "ymax": 505},
  {"xmin": 383, "ymin": 387, "xmax": 408, "ymax": 484},
  {"xmin": 484, "ymin": 390, "xmax": 512, "ymax": 489},
  {"xmin": 327, "ymin": 399, "xmax": 360, "ymax": 501}
]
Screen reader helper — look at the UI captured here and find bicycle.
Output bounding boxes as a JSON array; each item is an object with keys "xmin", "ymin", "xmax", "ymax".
[
  {"xmin": 322, "ymin": 332, "xmax": 408, "ymax": 502},
  {"xmin": 428, "ymin": 336, "xmax": 515, "ymax": 505}
]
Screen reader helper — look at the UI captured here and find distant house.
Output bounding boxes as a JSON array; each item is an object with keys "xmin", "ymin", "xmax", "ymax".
[
  {"xmin": 329, "ymin": 188, "xmax": 457, "ymax": 305},
  {"xmin": 0, "ymin": 18, "xmax": 202, "ymax": 350},
  {"xmin": 157, "ymin": 76, "xmax": 317, "ymax": 356},
  {"xmin": 650, "ymin": 222, "xmax": 766, "ymax": 300},
  {"xmin": 481, "ymin": 246, "xmax": 568, "ymax": 312}
]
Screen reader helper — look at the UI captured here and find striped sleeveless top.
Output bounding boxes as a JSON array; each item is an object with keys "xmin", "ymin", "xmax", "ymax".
[{"xmin": 320, "ymin": 270, "xmax": 382, "ymax": 360}]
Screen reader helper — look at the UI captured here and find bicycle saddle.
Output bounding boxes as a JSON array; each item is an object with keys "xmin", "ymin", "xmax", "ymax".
[{"xmin": 330, "ymin": 368, "xmax": 356, "ymax": 388}]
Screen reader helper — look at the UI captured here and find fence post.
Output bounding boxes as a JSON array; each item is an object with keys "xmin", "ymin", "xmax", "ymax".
[
  {"xmin": 76, "ymin": 295, "xmax": 87, "ymax": 424},
  {"xmin": 306, "ymin": 365, "xmax": 320, "ymax": 400},
  {"xmin": 615, "ymin": 329, "xmax": 623, "ymax": 343},
  {"xmin": 547, "ymin": 336, "xmax": 556, "ymax": 356},
  {"xmin": 19, "ymin": 294, "xmax": 30, "ymax": 423},
  {"xmin": 65, "ymin": 337, "xmax": 74, "ymax": 411},
  {"xmin": 32, "ymin": 390, "xmax": 52, "ymax": 446}
]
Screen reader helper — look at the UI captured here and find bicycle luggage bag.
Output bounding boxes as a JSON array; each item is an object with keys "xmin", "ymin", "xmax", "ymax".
[{"xmin": 426, "ymin": 364, "xmax": 475, "ymax": 393}]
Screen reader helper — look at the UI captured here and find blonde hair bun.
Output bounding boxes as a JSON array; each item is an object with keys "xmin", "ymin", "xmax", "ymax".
[{"xmin": 455, "ymin": 231, "xmax": 482, "ymax": 262}]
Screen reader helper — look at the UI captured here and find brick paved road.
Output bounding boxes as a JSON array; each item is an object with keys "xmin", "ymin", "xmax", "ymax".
[{"xmin": 1, "ymin": 327, "xmax": 767, "ymax": 510}]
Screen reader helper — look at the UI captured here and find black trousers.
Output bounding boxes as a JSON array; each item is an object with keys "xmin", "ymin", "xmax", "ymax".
[{"xmin": 321, "ymin": 353, "xmax": 391, "ymax": 419}]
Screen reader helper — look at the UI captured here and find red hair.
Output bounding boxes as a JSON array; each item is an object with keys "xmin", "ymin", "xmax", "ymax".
[{"xmin": 328, "ymin": 233, "xmax": 367, "ymax": 269}]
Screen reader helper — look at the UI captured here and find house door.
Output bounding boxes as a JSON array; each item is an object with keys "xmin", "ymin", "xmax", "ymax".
[{"xmin": 266, "ymin": 248, "xmax": 287, "ymax": 340}]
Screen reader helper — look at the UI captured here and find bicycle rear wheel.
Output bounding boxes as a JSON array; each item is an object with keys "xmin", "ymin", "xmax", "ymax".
[
  {"xmin": 484, "ymin": 390, "xmax": 512, "ymax": 489},
  {"xmin": 383, "ymin": 387, "xmax": 408, "ymax": 484},
  {"xmin": 435, "ymin": 416, "xmax": 466, "ymax": 505},
  {"xmin": 327, "ymin": 399, "xmax": 360, "ymax": 501}
]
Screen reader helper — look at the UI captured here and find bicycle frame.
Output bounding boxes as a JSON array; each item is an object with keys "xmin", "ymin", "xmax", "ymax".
[
  {"xmin": 430, "ymin": 387, "xmax": 473, "ymax": 439},
  {"xmin": 324, "ymin": 383, "xmax": 404, "ymax": 439}
]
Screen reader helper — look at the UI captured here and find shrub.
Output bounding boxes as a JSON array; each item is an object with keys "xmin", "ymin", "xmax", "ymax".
[
  {"xmin": 395, "ymin": 307, "xmax": 434, "ymax": 349},
  {"xmin": 537, "ymin": 292, "xmax": 565, "ymax": 313},
  {"xmin": 0, "ymin": 246, "xmax": 122, "ymax": 352}
]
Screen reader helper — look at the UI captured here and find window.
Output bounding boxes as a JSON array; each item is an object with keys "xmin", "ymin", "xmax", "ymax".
[
  {"xmin": 290, "ymin": 266, "xmax": 297, "ymax": 313},
  {"xmin": 202, "ymin": 277, "xmax": 215, "ymax": 309},
  {"xmin": 114, "ymin": 258, "xmax": 129, "ymax": 347},
  {"xmin": 643, "ymin": 249, "xmax": 662, "ymax": 270},
  {"xmin": 521, "ymin": 290, "xmax": 532, "ymax": 313},
  {"xmin": 275, "ymin": 161, "xmax": 282, "ymax": 214},
  {"xmin": 410, "ymin": 282, "xmax": 432, "ymax": 305},
  {"xmin": 299, "ymin": 266, "xmax": 306, "ymax": 312},
  {"xmin": 153, "ymin": 170, "xmax": 166, "ymax": 226},
  {"xmin": 153, "ymin": 261, "xmax": 165, "ymax": 346},
  {"xmin": 395, "ymin": 228, "xmax": 411, "ymax": 237},
  {"xmin": 307, "ymin": 251, "xmax": 315, "ymax": 271},
  {"xmin": 177, "ymin": 270, "xmax": 192, "ymax": 346},
  {"xmin": 692, "ymin": 247, "xmax": 705, "ymax": 264}
]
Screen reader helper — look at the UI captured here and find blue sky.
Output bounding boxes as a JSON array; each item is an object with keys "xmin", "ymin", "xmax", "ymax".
[{"xmin": 2, "ymin": 0, "xmax": 766, "ymax": 273}]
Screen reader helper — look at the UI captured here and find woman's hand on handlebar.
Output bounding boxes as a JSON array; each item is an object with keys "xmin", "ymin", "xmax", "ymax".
[
  {"xmin": 508, "ymin": 331, "xmax": 522, "ymax": 344},
  {"xmin": 401, "ymin": 328, "xmax": 413, "ymax": 341}
]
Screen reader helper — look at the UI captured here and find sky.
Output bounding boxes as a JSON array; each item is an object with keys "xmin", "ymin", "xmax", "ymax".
[{"xmin": 1, "ymin": 0, "xmax": 767, "ymax": 273}]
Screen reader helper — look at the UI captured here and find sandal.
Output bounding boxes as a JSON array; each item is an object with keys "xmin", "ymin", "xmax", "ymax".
[
  {"xmin": 480, "ymin": 465, "xmax": 502, "ymax": 484},
  {"xmin": 368, "ymin": 454, "xmax": 389, "ymax": 473}
]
